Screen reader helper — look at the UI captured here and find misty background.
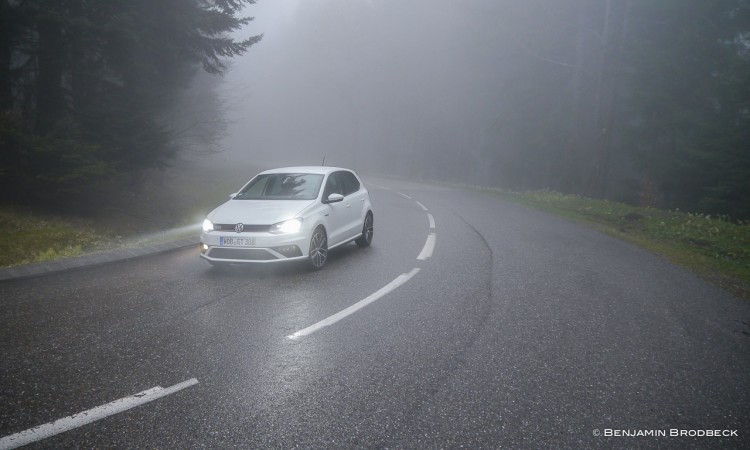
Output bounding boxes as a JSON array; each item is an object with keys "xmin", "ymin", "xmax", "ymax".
[
  {"xmin": 2, "ymin": 0, "xmax": 749, "ymax": 219},
  {"xmin": 217, "ymin": 0, "xmax": 750, "ymax": 219}
]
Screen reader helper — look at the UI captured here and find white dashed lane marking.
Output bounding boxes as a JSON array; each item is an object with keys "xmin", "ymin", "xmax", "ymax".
[
  {"xmin": 0, "ymin": 379, "xmax": 199, "ymax": 449},
  {"xmin": 417, "ymin": 233, "xmax": 436, "ymax": 261},
  {"xmin": 287, "ymin": 268, "xmax": 421, "ymax": 340},
  {"xmin": 288, "ymin": 186, "xmax": 436, "ymax": 340}
]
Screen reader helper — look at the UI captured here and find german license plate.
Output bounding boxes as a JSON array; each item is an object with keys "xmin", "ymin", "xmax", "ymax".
[{"xmin": 220, "ymin": 236, "xmax": 256, "ymax": 247}]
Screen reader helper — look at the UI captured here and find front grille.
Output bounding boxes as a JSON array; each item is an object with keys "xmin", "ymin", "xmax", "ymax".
[
  {"xmin": 214, "ymin": 224, "xmax": 270, "ymax": 233},
  {"xmin": 208, "ymin": 248, "xmax": 278, "ymax": 261}
]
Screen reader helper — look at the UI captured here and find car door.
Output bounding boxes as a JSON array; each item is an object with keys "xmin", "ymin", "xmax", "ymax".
[
  {"xmin": 321, "ymin": 172, "xmax": 349, "ymax": 246},
  {"xmin": 338, "ymin": 170, "xmax": 366, "ymax": 238}
]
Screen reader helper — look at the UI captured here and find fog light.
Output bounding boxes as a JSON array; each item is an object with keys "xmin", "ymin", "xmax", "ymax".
[
  {"xmin": 202, "ymin": 244, "xmax": 209, "ymax": 252},
  {"xmin": 272, "ymin": 245, "xmax": 302, "ymax": 257}
]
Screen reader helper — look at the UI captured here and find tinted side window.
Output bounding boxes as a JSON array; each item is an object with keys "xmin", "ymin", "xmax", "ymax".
[
  {"xmin": 339, "ymin": 171, "xmax": 360, "ymax": 196},
  {"xmin": 323, "ymin": 173, "xmax": 343, "ymax": 199}
]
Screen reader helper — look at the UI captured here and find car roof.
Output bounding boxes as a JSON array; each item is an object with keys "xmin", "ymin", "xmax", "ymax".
[{"xmin": 259, "ymin": 166, "xmax": 354, "ymax": 176}]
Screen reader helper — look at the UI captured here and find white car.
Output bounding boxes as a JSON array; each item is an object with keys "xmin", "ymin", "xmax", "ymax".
[{"xmin": 200, "ymin": 166, "xmax": 373, "ymax": 269}]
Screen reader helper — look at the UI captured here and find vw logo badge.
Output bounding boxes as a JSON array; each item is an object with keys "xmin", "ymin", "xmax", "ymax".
[{"xmin": 234, "ymin": 223, "xmax": 244, "ymax": 233}]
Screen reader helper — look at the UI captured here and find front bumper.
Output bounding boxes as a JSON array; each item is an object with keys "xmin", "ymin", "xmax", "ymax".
[{"xmin": 200, "ymin": 231, "xmax": 307, "ymax": 264}]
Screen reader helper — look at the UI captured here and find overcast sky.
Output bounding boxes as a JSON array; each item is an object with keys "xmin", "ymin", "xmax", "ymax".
[
  {"xmin": 215, "ymin": 0, "xmax": 504, "ymax": 171},
  {"xmin": 210, "ymin": 0, "xmax": 582, "ymax": 183}
]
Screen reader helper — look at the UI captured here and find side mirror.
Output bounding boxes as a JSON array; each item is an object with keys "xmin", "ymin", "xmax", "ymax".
[
  {"xmin": 324, "ymin": 193, "xmax": 344, "ymax": 204},
  {"xmin": 229, "ymin": 192, "xmax": 238, "ymax": 199}
]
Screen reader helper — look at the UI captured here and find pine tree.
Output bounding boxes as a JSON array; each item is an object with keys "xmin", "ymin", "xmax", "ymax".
[
  {"xmin": 622, "ymin": 0, "xmax": 750, "ymax": 218},
  {"xmin": 0, "ymin": 0, "xmax": 261, "ymax": 203}
]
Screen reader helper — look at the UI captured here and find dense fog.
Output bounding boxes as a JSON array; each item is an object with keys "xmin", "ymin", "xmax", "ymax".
[
  {"xmin": 3, "ymin": 0, "xmax": 747, "ymax": 218},
  {"xmin": 207, "ymin": 0, "xmax": 748, "ymax": 218},
  {"xmin": 219, "ymin": 0, "xmax": 520, "ymax": 177}
]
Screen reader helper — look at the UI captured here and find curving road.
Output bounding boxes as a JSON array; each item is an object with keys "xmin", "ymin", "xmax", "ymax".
[{"xmin": 1, "ymin": 177, "xmax": 749, "ymax": 448}]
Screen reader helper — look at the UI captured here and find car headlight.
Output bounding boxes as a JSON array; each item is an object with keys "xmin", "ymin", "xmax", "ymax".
[
  {"xmin": 202, "ymin": 219, "xmax": 214, "ymax": 233},
  {"xmin": 270, "ymin": 218, "xmax": 303, "ymax": 234}
]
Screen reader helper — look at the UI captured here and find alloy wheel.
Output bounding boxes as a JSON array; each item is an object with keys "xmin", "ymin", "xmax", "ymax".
[{"xmin": 309, "ymin": 228, "xmax": 328, "ymax": 269}]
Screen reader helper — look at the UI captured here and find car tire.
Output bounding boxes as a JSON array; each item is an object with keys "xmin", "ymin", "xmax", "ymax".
[
  {"xmin": 355, "ymin": 212, "xmax": 373, "ymax": 248},
  {"xmin": 308, "ymin": 226, "xmax": 328, "ymax": 270}
]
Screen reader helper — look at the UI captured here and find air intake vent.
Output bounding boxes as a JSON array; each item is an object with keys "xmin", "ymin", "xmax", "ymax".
[{"xmin": 208, "ymin": 248, "xmax": 278, "ymax": 260}]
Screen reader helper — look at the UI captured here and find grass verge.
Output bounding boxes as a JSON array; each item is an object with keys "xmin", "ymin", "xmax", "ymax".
[
  {"xmin": 473, "ymin": 187, "xmax": 750, "ymax": 300},
  {"xmin": 0, "ymin": 206, "xmax": 115, "ymax": 267},
  {"xmin": 0, "ymin": 159, "xmax": 261, "ymax": 269}
]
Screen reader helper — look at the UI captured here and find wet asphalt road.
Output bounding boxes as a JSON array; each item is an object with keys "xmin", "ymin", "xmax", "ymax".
[{"xmin": 1, "ymin": 178, "xmax": 749, "ymax": 449}]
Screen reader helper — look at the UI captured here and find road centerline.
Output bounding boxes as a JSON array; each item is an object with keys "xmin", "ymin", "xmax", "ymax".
[
  {"xmin": 287, "ymin": 189, "xmax": 435, "ymax": 340},
  {"xmin": 417, "ymin": 233, "xmax": 437, "ymax": 260},
  {"xmin": 288, "ymin": 268, "xmax": 421, "ymax": 340},
  {"xmin": 0, "ymin": 378, "xmax": 199, "ymax": 449}
]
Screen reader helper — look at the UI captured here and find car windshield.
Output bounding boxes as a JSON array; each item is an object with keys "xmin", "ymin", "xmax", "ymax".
[{"xmin": 234, "ymin": 173, "xmax": 324, "ymax": 200}]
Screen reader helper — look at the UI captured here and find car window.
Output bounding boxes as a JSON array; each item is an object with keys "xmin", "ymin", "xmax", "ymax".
[
  {"xmin": 323, "ymin": 173, "xmax": 343, "ymax": 199},
  {"xmin": 234, "ymin": 173, "xmax": 323, "ymax": 200},
  {"xmin": 241, "ymin": 176, "xmax": 268, "ymax": 197},
  {"xmin": 339, "ymin": 171, "xmax": 360, "ymax": 195}
]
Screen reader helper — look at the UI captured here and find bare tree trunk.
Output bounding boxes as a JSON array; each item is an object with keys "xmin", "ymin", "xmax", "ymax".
[
  {"xmin": 586, "ymin": 0, "xmax": 631, "ymax": 198},
  {"xmin": 0, "ymin": 0, "xmax": 13, "ymax": 112},
  {"xmin": 566, "ymin": 0, "xmax": 588, "ymax": 193},
  {"xmin": 35, "ymin": 15, "xmax": 66, "ymax": 134}
]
